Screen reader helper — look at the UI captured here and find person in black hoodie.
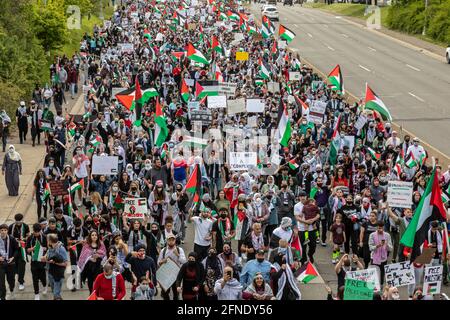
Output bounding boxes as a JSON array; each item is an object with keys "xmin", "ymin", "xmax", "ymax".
[
  {"xmin": 337, "ymin": 193, "xmax": 359, "ymax": 255},
  {"xmin": 176, "ymin": 252, "xmax": 205, "ymax": 301},
  {"xmin": 26, "ymin": 223, "xmax": 48, "ymax": 300},
  {"xmin": 0, "ymin": 224, "xmax": 19, "ymax": 300},
  {"xmin": 8, "ymin": 213, "xmax": 30, "ymax": 291}
]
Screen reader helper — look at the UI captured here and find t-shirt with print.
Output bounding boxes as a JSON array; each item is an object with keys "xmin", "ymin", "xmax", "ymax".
[{"xmin": 330, "ymin": 223, "xmax": 345, "ymax": 245}]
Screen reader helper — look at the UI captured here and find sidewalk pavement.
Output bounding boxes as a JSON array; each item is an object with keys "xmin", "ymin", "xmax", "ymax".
[{"xmin": 0, "ymin": 88, "xmax": 85, "ymax": 227}]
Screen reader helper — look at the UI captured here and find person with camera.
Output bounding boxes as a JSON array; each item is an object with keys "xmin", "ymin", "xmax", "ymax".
[
  {"xmin": 0, "ymin": 224, "xmax": 19, "ymax": 300},
  {"xmin": 42, "ymin": 233, "xmax": 68, "ymax": 300},
  {"xmin": 214, "ymin": 266, "xmax": 243, "ymax": 300},
  {"xmin": 92, "ymin": 263, "xmax": 126, "ymax": 300},
  {"xmin": 369, "ymin": 220, "xmax": 393, "ymax": 285},
  {"xmin": 334, "ymin": 253, "xmax": 364, "ymax": 289}
]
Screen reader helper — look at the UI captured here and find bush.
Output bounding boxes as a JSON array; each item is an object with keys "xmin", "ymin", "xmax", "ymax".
[{"xmin": 426, "ymin": 1, "xmax": 450, "ymax": 44}]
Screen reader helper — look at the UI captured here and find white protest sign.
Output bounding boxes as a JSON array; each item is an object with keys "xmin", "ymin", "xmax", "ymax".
[
  {"xmin": 423, "ymin": 265, "xmax": 443, "ymax": 295},
  {"xmin": 122, "ymin": 18, "xmax": 129, "ymax": 27},
  {"xmin": 289, "ymin": 72, "xmax": 301, "ymax": 81},
  {"xmin": 346, "ymin": 268, "xmax": 380, "ymax": 291},
  {"xmin": 145, "ymin": 12, "xmax": 151, "ymax": 20},
  {"xmin": 384, "ymin": 261, "xmax": 415, "ymax": 287},
  {"xmin": 354, "ymin": 113, "xmax": 368, "ymax": 131},
  {"xmin": 130, "ymin": 12, "xmax": 139, "ymax": 18},
  {"xmin": 271, "ymin": 153, "xmax": 281, "ymax": 165},
  {"xmin": 155, "ymin": 33, "xmax": 164, "ymax": 41},
  {"xmin": 133, "ymin": 16, "xmax": 140, "ymax": 24},
  {"xmin": 156, "ymin": 258, "xmax": 181, "ymax": 291},
  {"xmin": 187, "ymin": 101, "xmax": 200, "ymax": 112},
  {"xmin": 227, "ymin": 98, "xmax": 246, "ymax": 114},
  {"xmin": 229, "ymin": 152, "xmax": 257, "ymax": 171},
  {"xmin": 119, "ymin": 43, "xmax": 134, "ymax": 54},
  {"xmin": 267, "ymin": 82, "xmax": 280, "ymax": 93},
  {"xmin": 218, "ymin": 82, "xmax": 237, "ymax": 96},
  {"xmin": 247, "ymin": 116, "xmax": 258, "ymax": 128},
  {"xmin": 308, "ymin": 100, "xmax": 327, "ymax": 124},
  {"xmin": 387, "ymin": 181, "xmax": 413, "ymax": 208},
  {"xmin": 207, "ymin": 95, "xmax": 227, "ymax": 108},
  {"xmin": 124, "ymin": 198, "xmax": 148, "ymax": 219},
  {"xmin": 91, "ymin": 155, "xmax": 119, "ymax": 175},
  {"xmin": 185, "ymin": 78, "xmax": 195, "ymax": 87},
  {"xmin": 234, "ymin": 33, "xmax": 245, "ymax": 42},
  {"xmin": 200, "ymin": 15, "xmax": 206, "ymax": 23},
  {"xmin": 246, "ymin": 98, "xmax": 265, "ymax": 113}
]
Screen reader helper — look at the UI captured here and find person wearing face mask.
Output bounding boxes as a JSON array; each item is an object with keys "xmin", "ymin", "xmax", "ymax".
[
  {"xmin": 188, "ymin": 206, "xmax": 213, "ymax": 261},
  {"xmin": 92, "ymin": 263, "xmax": 126, "ymax": 300},
  {"xmin": 43, "ymin": 157, "xmax": 61, "ymax": 181},
  {"xmin": 241, "ymin": 223, "xmax": 269, "ymax": 262},
  {"xmin": 72, "ymin": 147, "xmax": 90, "ymax": 205},
  {"xmin": 176, "ymin": 252, "xmax": 204, "ymax": 301},
  {"xmin": 139, "ymin": 159, "xmax": 153, "ymax": 198},
  {"xmin": 387, "ymin": 206, "xmax": 413, "ymax": 262},
  {"xmin": 134, "ymin": 275, "xmax": 156, "ymax": 300},
  {"xmin": 211, "ymin": 208, "xmax": 236, "ymax": 254},
  {"xmin": 16, "ymin": 101, "xmax": 29, "ymax": 144},
  {"xmin": 201, "ymin": 248, "xmax": 223, "ymax": 300},
  {"xmin": 149, "ymin": 180, "xmax": 170, "ymax": 226},
  {"xmin": 239, "ymin": 249, "xmax": 272, "ymax": 289},
  {"xmin": 2, "ymin": 145, "xmax": 22, "ymax": 196},
  {"xmin": 277, "ymin": 181, "xmax": 295, "ymax": 224},
  {"xmin": 334, "ymin": 253, "xmax": 364, "ymax": 289},
  {"xmin": 406, "ymin": 137, "xmax": 427, "ymax": 168},
  {"xmin": 125, "ymin": 243, "xmax": 157, "ymax": 300},
  {"xmin": 29, "ymin": 101, "xmax": 42, "ymax": 147},
  {"xmin": 270, "ymin": 248, "xmax": 301, "ymax": 300}
]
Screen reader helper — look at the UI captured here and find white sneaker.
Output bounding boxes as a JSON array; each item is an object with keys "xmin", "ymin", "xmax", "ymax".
[
  {"xmin": 34, "ymin": 294, "xmax": 40, "ymax": 300},
  {"xmin": 332, "ymin": 259, "xmax": 336, "ymax": 264},
  {"xmin": 19, "ymin": 284, "xmax": 25, "ymax": 291},
  {"xmin": 321, "ymin": 241, "xmax": 327, "ymax": 247},
  {"xmin": 42, "ymin": 287, "xmax": 48, "ymax": 295}
]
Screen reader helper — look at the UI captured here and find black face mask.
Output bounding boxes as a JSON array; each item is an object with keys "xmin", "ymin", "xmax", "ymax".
[
  {"xmin": 188, "ymin": 260, "xmax": 196, "ymax": 267},
  {"xmin": 151, "ymin": 229, "xmax": 158, "ymax": 235},
  {"xmin": 256, "ymin": 257, "xmax": 265, "ymax": 263},
  {"xmin": 223, "ymin": 250, "xmax": 232, "ymax": 256},
  {"xmin": 220, "ymin": 214, "xmax": 227, "ymax": 219}
]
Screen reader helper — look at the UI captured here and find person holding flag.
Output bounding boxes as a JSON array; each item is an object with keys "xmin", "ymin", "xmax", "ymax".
[
  {"xmin": 8, "ymin": 213, "xmax": 30, "ymax": 292},
  {"xmin": 25, "ymin": 223, "xmax": 48, "ymax": 300}
]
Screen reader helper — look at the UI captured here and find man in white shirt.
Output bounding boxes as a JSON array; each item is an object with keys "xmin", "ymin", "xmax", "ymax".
[
  {"xmin": 293, "ymin": 190, "xmax": 308, "ymax": 227},
  {"xmin": 189, "ymin": 207, "xmax": 213, "ymax": 261},
  {"xmin": 406, "ymin": 137, "xmax": 426, "ymax": 163},
  {"xmin": 385, "ymin": 130, "xmax": 401, "ymax": 148}
]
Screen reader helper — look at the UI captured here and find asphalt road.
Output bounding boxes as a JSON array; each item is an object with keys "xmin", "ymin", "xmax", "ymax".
[{"xmin": 250, "ymin": 4, "xmax": 450, "ymax": 157}]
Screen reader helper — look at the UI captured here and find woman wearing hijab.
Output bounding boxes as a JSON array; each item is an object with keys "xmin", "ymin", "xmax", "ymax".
[
  {"xmin": 176, "ymin": 252, "xmax": 205, "ymax": 300},
  {"xmin": 2, "ymin": 145, "xmax": 22, "ymax": 196},
  {"xmin": 201, "ymin": 248, "xmax": 223, "ymax": 300},
  {"xmin": 242, "ymin": 272, "xmax": 274, "ymax": 300},
  {"xmin": 78, "ymin": 230, "xmax": 107, "ymax": 293},
  {"xmin": 260, "ymin": 175, "xmax": 279, "ymax": 195}
]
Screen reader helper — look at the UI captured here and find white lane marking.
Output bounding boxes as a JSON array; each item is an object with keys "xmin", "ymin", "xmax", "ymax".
[
  {"xmin": 359, "ymin": 64, "xmax": 371, "ymax": 72},
  {"xmin": 323, "ymin": 24, "xmax": 328, "ymax": 28},
  {"xmin": 368, "ymin": 46, "xmax": 377, "ymax": 52},
  {"xmin": 307, "ymin": 33, "xmax": 313, "ymax": 38},
  {"xmin": 294, "ymin": 24, "xmax": 298, "ymax": 27},
  {"xmin": 406, "ymin": 64, "xmax": 421, "ymax": 72},
  {"xmin": 326, "ymin": 45, "xmax": 335, "ymax": 51},
  {"xmin": 341, "ymin": 33, "xmax": 349, "ymax": 38},
  {"xmin": 335, "ymin": 16, "xmax": 342, "ymax": 19},
  {"xmin": 408, "ymin": 92, "xmax": 425, "ymax": 102}
]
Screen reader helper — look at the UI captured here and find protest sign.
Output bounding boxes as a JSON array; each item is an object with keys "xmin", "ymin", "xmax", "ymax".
[
  {"xmin": 267, "ymin": 82, "xmax": 280, "ymax": 93},
  {"xmin": 354, "ymin": 114, "xmax": 368, "ymax": 131},
  {"xmin": 247, "ymin": 116, "xmax": 258, "ymax": 128},
  {"xmin": 48, "ymin": 180, "xmax": 69, "ymax": 197},
  {"xmin": 187, "ymin": 101, "xmax": 200, "ymax": 113},
  {"xmin": 119, "ymin": 43, "xmax": 134, "ymax": 54},
  {"xmin": 124, "ymin": 198, "xmax": 148, "ymax": 219},
  {"xmin": 346, "ymin": 268, "xmax": 380, "ymax": 291},
  {"xmin": 156, "ymin": 258, "xmax": 181, "ymax": 291},
  {"xmin": 207, "ymin": 95, "xmax": 227, "ymax": 108},
  {"xmin": 387, "ymin": 181, "xmax": 413, "ymax": 208},
  {"xmin": 246, "ymin": 98, "xmax": 265, "ymax": 113},
  {"xmin": 185, "ymin": 78, "xmax": 195, "ymax": 87},
  {"xmin": 145, "ymin": 12, "xmax": 151, "ymax": 20},
  {"xmin": 218, "ymin": 82, "xmax": 237, "ymax": 96},
  {"xmin": 384, "ymin": 261, "xmax": 415, "ymax": 287},
  {"xmin": 271, "ymin": 153, "xmax": 281, "ymax": 166},
  {"xmin": 423, "ymin": 265, "xmax": 443, "ymax": 295},
  {"xmin": 344, "ymin": 279, "xmax": 374, "ymax": 300},
  {"xmin": 289, "ymin": 72, "xmax": 301, "ymax": 81},
  {"xmin": 103, "ymin": 20, "xmax": 111, "ymax": 29},
  {"xmin": 229, "ymin": 152, "xmax": 257, "ymax": 171},
  {"xmin": 155, "ymin": 33, "xmax": 164, "ymax": 41},
  {"xmin": 414, "ymin": 247, "xmax": 436, "ymax": 265},
  {"xmin": 190, "ymin": 110, "xmax": 212, "ymax": 124},
  {"xmin": 234, "ymin": 33, "xmax": 245, "ymax": 42},
  {"xmin": 40, "ymin": 120, "xmax": 53, "ymax": 132},
  {"xmin": 122, "ymin": 18, "xmax": 129, "ymax": 27},
  {"xmin": 92, "ymin": 155, "xmax": 119, "ymax": 175},
  {"xmin": 236, "ymin": 52, "xmax": 249, "ymax": 61},
  {"xmin": 227, "ymin": 98, "xmax": 246, "ymax": 114},
  {"xmin": 308, "ymin": 100, "xmax": 327, "ymax": 124}
]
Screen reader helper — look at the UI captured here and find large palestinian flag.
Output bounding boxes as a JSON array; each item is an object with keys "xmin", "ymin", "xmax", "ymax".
[
  {"xmin": 400, "ymin": 167, "xmax": 447, "ymax": 260},
  {"xmin": 185, "ymin": 163, "xmax": 202, "ymax": 209},
  {"xmin": 211, "ymin": 36, "xmax": 224, "ymax": 55},
  {"xmin": 154, "ymin": 98, "xmax": 169, "ymax": 147},
  {"xmin": 278, "ymin": 25, "xmax": 296, "ymax": 43},
  {"xmin": 181, "ymin": 79, "xmax": 190, "ymax": 103},
  {"xmin": 195, "ymin": 80, "xmax": 219, "ymax": 99},
  {"xmin": 259, "ymin": 57, "xmax": 271, "ymax": 80},
  {"xmin": 275, "ymin": 100, "xmax": 292, "ymax": 147},
  {"xmin": 364, "ymin": 84, "xmax": 392, "ymax": 121},
  {"xmin": 327, "ymin": 64, "xmax": 345, "ymax": 95},
  {"xmin": 187, "ymin": 43, "xmax": 209, "ymax": 65},
  {"xmin": 329, "ymin": 115, "xmax": 341, "ymax": 166},
  {"xmin": 115, "ymin": 86, "xmax": 159, "ymax": 111}
]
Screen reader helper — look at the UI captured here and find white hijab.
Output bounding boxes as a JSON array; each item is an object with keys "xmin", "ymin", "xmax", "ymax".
[{"xmin": 7, "ymin": 145, "xmax": 21, "ymax": 161}]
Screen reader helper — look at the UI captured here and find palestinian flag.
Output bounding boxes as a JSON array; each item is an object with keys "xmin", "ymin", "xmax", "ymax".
[
  {"xmin": 278, "ymin": 24, "xmax": 296, "ymax": 43},
  {"xmin": 290, "ymin": 233, "xmax": 302, "ymax": 260},
  {"xmin": 154, "ymin": 98, "xmax": 169, "ymax": 147},
  {"xmin": 293, "ymin": 58, "xmax": 301, "ymax": 70},
  {"xmin": 227, "ymin": 10, "xmax": 239, "ymax": 21},
  {"xmin": 294, "ymin": 94, "xmax": 309, "ymax": 118},
  {"xmin": 254, "ymin": 78, "xmax": 264, "ymax": 86},
  {"xmin": 288, "ymin": 159, "xmax": 299, "ymax": 170},
  {"xmin": 68, "ymin": 122, "xmax": 76, "ymax": 137},
  {"xmin": 259, "ymin": 57, "xmax": 271, "ymax": 80},
  {"xmin": 115, "ymin": 87, "xmax": 158, "ymax": 111},
  {"xmin": 87, "ymin": 291, "xmax": 97, "ymax": 300},
  {"xmin": 42, "ymin": 182, "xmax": 51, "ymax": 201},
  {"xmin": 418, "ymin": 152, "xmax": 427, "ymax": 166},
  {"xmin": 366, "ymin": 147, "xmax": 380, "ymax": 160},
  {"xmin": 185, "ymin": 164, "xmax": 202, "ymax": 200},
  {"xmin": 218, "ymin": 11, "xmax": 228, "ymax": 21},
  {"xmin": 310, "ymin": 186, "xmax": 319, "ymax": 199},
  {"xmin": 247, "ymin": 25, "xmax": 257, "ymax": 35},
  {"xmin": 182, "ymin": 135, "xmax": 208, "ymax": 148},
  {"xmin": 211, "ymin": 36, "xmax": 224, "ymax": 55},
  {"xmin": 133, "ymin": 78, "xmax": 143, "ymax": 127},
  {"xmin": 239, "ymin": 12, "xmax": 249, "ymax": 22},
  {"xmin": 32, "ymin": 240, "xmax": 44, "ymax": 262},
  {"xmin": 297, "ymin": 262, "xmax": 319, "ymax": 283},
  {"xmin": 271, "ymin": 40, "xmax": 278, "ymax": 58},
  {"xmin": 67, "ymin": 192, "xmax": 73, "ymax": 217},
  {"xmin": 364, "ymin": 84, "xmax": 392, "ymax": 122},
  {"xmin": 400, "ymin": 167, "xmax": 447, "ymax": 261},
  {"xmin": 260, "ymin": 24, "xmax": 272, "ymax": 39},
  {"xmin": 284, "ymin": 82, "xmax": 292, "ymax": 95},
  {"xmin": 187, "ymin": 43, "xmax": 209, "ymax": 65},
  {"xmin": 405, "ymin": 153, "xmax": 417, "ymax": 168},
  {"xmin": 181, "ymin": 79, "xmax": 190, "ymax": 103},
  {"xmin": 20, "ymin": 241, "xmax": 28, "ymax": 262},
  {"xmin": 195, "ymin": 81, "xmax": 218, "ymax": 99},
  {"xmin": 113, "ymin": 193, "xmax": 124, "ymax": 210},
  {"xmin": 171, "ymin": 51, "xmax": 185, "ymax": 61},
  {"xmin": 82, "ymin": 111, "xmax": 91, "ymax": 121},
  {"xmin": 275, "ymin": 100, "xmax": 292, "ymax": 147},
  {"xmin": 90, "ymin": 135, "xmax": 102, "ymax": 147},
  {"xmin": 327, "ymin": 64, "xmax": 345, "ymax": 95},
  {"xmin": 262, "ymin": 16, "xmax": 275, "ymax": 34},
  {"xmin": 329, "ymin": 115, "xmax": 341, "ymax": 166},
  {"xmin": 143, "ymin": 29, "xmax": 151, "ymax": 42},
  {"xmin": 69, "ymin": 179, "xmax": 84, "ymax": 193},
  {"xmin": 212, "ymin": 62, "xmax": 224, "ymax": 82}
]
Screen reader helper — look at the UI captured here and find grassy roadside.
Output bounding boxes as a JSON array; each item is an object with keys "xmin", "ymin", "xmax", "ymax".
[{"xmin": 303, "ymin": 3, "xmax": 448, "ymax": 47}]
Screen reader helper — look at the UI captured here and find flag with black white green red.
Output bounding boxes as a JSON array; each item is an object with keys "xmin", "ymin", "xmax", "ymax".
[
  {"xmin": 68, "ymin": 122, "xmax": 76, "ymax": 137},
  {"xmin": 32, "ymin": 240, "xmax": 44, "ymax": 262},
  {"xmin": 218, "ymin": 11, "xmax": 228, "ymax": 21},
  {"xmin": 275, "ymin": 100, "xmax": 292, "ymax": 147},
  {"xmin": 297, "ymin": 262, "xmax": 319, "ymax": 283},
  {"xmin": 154, "ymin": 98, "xmax": 169, "ymax": 147},
  {"xmin": 278, "ymin": 24, "xmax": 296, "ymax": 43},
  {"xmin": 254, "ymin": 78, "xmax": 264, "ymax": 86},
  {"xmin": 143, "ymin": 28, "xmax": 151, "ymax": 42},
  {"xmin": 212, "ymin": 62, "xmax": 224, "ymax": 82},
  {"xmin": 195, "ymin": 80, "xmax": 219, "ymax": 99},
  {"xmin": 288, "ymin": 159, "xmax": 299, "ymax": 170},
  {"xmin": 187, "ymin": 43, "xmax": 209, "ymax": 65},
  {"xmin": 400, "ymin": 167, "xmax": 447, "ymax": 260},
  {"xmin": 227, "ymin": 10, "xmax": 239, "ymax": 21},
  {"xmin": 364, "ymin": 83, "xmax": 392, "ymax": 122},
  {"xmin": 19, "ymin": 240, "xmax": 28, "ymax": 262},
  {"xmin": 90, "ymin": 135, "xmax": 102, "ymax": 147},
  {"xmin": 181, "ymin": 79, "xmax": 190, "ymax": 103},
  {"xmin": 327, "ymin": 64, "xmax": 345, "ymax": 95},
  {"xmin": 329, "ymin": 115, "xmax": 341, "ymax": 166},
  {"xmin": 405, "ymin": 153, "xmax": 417, "ymax": 168},
  {"xmin": 185, "ymin": 163, "xmax": 201, "ymax": 194},
  {"xmin": 366, "ymin": 147, "xmax": 380, "ymax": 160},
  {"xmin": 115, "ymin": 87, "xmax": 159, "ymax": 111},
  {"xmin": 41, "ymin": 182, "xmax": 51, "ymax": 201},
  {"xmin": 258, "ymin": 57, "xmax": 271, "ymax": 80},
  {"xmin": 293, "ymin": 94, "xmax": 309, "ymax": 118},
  {"xmin": 69, "ymin": 179, "xmax": 84, "ymax": 193},
  {"xmin": 211, "ymin": 36, "xmax": 224, "ymax": 55}
]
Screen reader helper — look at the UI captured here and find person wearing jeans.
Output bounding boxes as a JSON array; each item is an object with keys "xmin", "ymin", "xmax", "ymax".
[
  {"xmin": 26, "ymin": 224, "xmax": 48, "ymax": 300},
  {"xmin": 43, "ymin": 234, "xmax": 68, "ymax": 300},
  {"xmin": 368, "ymin": 221, "xmax": 393, "ymax": 286}
]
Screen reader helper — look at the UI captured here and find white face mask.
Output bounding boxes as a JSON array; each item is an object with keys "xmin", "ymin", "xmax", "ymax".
[
  {"xmin": 391, "ymin": 293, "xmax": 400, "ymax": 300},
  {"xmin": 140, "ymin": 284, "xmax": 149, "ymax": 291},
  {"xmin": 112, "ymin": 186, "xmax": 119, "ymax": 192},
  {"xmin": 9, "ymin": 149, "xmax": 14, "ymax": 154},
  {"xmin": 145, "ymin": 164, "xmax": 151, "ymax": 170}
]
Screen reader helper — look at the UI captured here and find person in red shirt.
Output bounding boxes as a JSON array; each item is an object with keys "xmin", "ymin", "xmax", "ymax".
[{"xmin": 93, "ymin": 264, "xmax": 126, "ymax": 300}]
